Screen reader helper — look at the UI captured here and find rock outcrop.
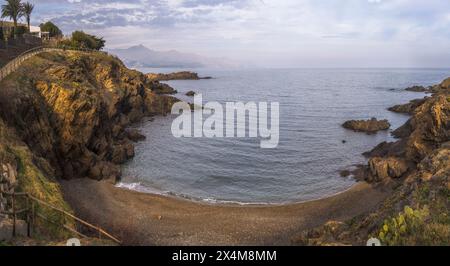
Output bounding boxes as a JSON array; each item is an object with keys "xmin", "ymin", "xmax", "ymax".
[
  {"xmin": 367, "ymin": 157, "xmax": 409, "ymax": 182},
  {"xmin": 388, "ymin": 98, "xmax": 427, "ymax": 114},
  {"xmin": 361, "ymin": 78, "xmax": 449, "ymax": 182},
  {"xmin": 146, "ymin": 71, "xmax": 211, "ymax": 81},
  {"xmin": 296, "ymin": 78, "xmax": 450, "ymax": 246},
  {"xmin": 186, "ymin": 91, "xmax": 196, "ymax": 97},
  {"xmin": 342, "ymin": 118, "xmax": 391, "ymax": 134},
  {"xmin": 405, "ymin": 85, "xmax": 429, "ymax": 92},
  {"xmin": 0, "ymin": 51, "xmax": 179, "ymax": 182}
]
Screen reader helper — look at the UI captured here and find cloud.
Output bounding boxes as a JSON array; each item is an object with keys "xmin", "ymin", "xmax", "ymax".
[{"xmin": 26, "ymin": 0, "xmax": 450, "ymax": 67}]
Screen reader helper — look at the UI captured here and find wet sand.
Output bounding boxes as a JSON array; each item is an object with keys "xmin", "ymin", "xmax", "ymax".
[{"xmin": 61, "ymin": 179, "xmax": 390, "ymax": 246}]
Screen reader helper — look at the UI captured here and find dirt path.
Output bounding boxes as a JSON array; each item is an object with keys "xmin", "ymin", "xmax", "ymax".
[{"xmin": 61, "ymin": 180, "xmax": 390, "ymax": 246}]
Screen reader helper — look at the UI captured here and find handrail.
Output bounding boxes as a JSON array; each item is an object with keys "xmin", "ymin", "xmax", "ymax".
[
  {"xmin": 0, "ymin": 189, "xmax": 121, "ymax": 244},
  {"xmin": 0, "ymin": 46, "xmax": 104, "ymax": 82}
]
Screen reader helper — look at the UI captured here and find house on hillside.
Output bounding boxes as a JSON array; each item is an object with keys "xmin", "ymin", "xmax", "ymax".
[{"xmin": 0, "ymin": 21, "xmax": 48, "ymax": 40}]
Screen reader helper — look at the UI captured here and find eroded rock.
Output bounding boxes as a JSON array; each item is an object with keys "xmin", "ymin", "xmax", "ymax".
[
  {"xmin": 342, "ymin": 118, "xmax": 390, "ymax": 134},
  {"xmin": 388, "ymin": 98, "xmax": 427, "ymax": 115},
  {"xmin": 368, "ymin": 157, "xmax": 409, "ymax": 182}
]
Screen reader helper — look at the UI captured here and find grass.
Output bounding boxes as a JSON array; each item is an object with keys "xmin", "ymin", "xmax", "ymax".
[{"xmin": 0, "ymin": 119, "xmax": 74, "ymax": 240}]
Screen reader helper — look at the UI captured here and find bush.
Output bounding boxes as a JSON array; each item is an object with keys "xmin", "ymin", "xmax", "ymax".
[
  {"xmin": 71, "ymin": 31, "xmax": 105, "ymax": 50},
  {"xmin": 0, "ymin": 27, "xmax": 4, "ymax": 41},
  {"xmin": 378, "ymin": 205, "xmax": 450, "ymax": 246},
  {"xmin": 39, "ymin": 21, "xmax": 63, "ymax": 38},
  {"xmin": 14, "ymin": 26, "xmax": 27, "ymax": 36}
]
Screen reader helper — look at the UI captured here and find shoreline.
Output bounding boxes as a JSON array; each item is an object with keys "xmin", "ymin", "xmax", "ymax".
[
  {"xmin": 61, "ymin": 179, "xmax": 391, "ymax": 245},
  {"xmin": 115, "ymin": 179, "xmax": 358, "ymax": 207}
]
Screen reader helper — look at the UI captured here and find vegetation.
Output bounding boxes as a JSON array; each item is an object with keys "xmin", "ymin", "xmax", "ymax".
[
  {"xmin": 376, "ymin": 181, "xmax": 450, "ymax": 246},
  {"xmin": 1, "ymin": 0, "xmax": 35, "ymax": 38},
  {"xmin": 60, "ymin": 31, "xmax": 105, "ymax": 51},
  {"xmin": 22, "ymin": 1, "xmax": 33, "ymax": 30},
  {"xmin": 0, "ymin": 118, "xmax": 74, "ymax": 240},
  {"xmin": 1, "ymin": 0, "xmax": 23, "ymax": 27},
  {"xmin": 39, "ymin": 21, "xmax": 62, "ymax": 38}
]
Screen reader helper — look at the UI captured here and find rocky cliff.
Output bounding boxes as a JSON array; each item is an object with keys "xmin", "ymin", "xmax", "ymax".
[
  {"xmin": 0, "ymin": 51, "xmax": 178, "ymax": 182},
  {"xmin": 296, "ymin": 78, "xmax": 450, "ymax": 245},
  {"xmin": 0, "ymin": 50, "xmax": 180, "ymax": 241}
]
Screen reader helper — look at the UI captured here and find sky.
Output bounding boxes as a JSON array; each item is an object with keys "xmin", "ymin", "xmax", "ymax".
[{"xmin": 17, "ymin": 0, "xmax": 450, "ymax": 68}]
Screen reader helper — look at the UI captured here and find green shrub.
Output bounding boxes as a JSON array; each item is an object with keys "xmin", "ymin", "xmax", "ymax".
[
  {"xmin": 14, "ymin": 26, "xmax": 27, "ymax": 36},
  {"xmin": 378, "ymin": 205, "xmax": 449, "ymax": 246},
  {"xmin": 71, "ymin": 31, "xmax": 105, "ymax": 50},
  {"xmin": 39, "ymin": 21, "xmax": 62, "ymax": 38}
]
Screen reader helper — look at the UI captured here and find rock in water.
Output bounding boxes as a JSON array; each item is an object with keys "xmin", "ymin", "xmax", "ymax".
[
  {"xmin": 186, "ymin": 91, "xmax": 196, "ymax": 97},
  {"xmin": 342, "ymin": 118, "xmax": 391, "ymax": 134},
  {"xmin": 405, "ymin": 85, "xmax": 429, "ymax": 92}
]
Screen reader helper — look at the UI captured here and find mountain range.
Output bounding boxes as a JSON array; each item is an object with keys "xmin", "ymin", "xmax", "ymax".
[{"xmin": 107, "ymin": 45, "xmax": 234, "ymax": 69}]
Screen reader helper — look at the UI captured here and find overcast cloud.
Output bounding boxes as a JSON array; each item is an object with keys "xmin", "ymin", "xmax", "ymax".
[{"xmin": 21, "ymin": 0, "xmax": 450, "ymax": 67}]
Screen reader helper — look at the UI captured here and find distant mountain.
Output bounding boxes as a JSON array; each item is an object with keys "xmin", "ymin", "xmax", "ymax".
[{"xmin": 107, "ymin": 45, "xmax": 234, "ymax": 69}]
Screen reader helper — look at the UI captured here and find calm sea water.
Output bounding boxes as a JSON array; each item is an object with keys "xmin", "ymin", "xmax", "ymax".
[{"xmin": 119, "ymin": 68, "xmax": 449, "ymax": 204}]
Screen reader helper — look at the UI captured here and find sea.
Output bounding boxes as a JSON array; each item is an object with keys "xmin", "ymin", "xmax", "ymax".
[{"xmin": 118, "ymin": 68, "xmax": 449, "ymax": 204}]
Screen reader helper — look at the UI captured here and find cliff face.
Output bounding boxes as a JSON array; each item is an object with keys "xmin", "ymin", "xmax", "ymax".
[
  {"xmin": 0, "ymin": 51, "xmax": 178, "ymax": 182},
  {"xmin": 296, "ymin": 78, "xmax": 450, "ymax": 246}
]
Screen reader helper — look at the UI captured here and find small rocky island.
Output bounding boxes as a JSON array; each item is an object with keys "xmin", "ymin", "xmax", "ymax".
[
  {"xmin": 342, "ymin": 118, "xmax": 391, "ymax": 134},
  {"xmin": 186, "ymin": 91, "xmax": 196, "ymax": 97},
  {"xmin": 146, "ymin": 71, "xmax": 212, "ymax": 81}
]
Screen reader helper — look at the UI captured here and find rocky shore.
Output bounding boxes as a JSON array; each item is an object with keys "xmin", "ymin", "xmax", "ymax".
[
  {"xmin": 0, "ymin": 49, "xmax": 448, "ymax": 245},
  {"xmin": 297, "ymin": 78, "xmax": 449, "ymax": 245},
  {"xmin": 146, "ymin": 71, "xmax": 212, "ymax": 81}
]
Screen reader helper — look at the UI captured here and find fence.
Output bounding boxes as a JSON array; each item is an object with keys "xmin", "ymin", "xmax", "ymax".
[
  {"xmin": 0, "ymin": 189, "xmax": 121, "ymax": 244},
  {"xmin": 0, "ymin": 45, "xmax": 105, "ymax": 82}
]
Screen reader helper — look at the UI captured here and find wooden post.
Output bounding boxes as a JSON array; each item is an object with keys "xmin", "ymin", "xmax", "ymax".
[
  {"xmin": 31, "ymin": 200, "xmax": 35, "ymax": 235},
  {"xmin": 26, "ymin": 196, "xmax": 31, "ymax": 237},
  {"xmin": 12, "ymin": 190, "xmax": 16, "ymax": 237}
]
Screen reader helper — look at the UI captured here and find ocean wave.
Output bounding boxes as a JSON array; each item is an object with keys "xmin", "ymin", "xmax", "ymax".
[{"xmin": 116, "ymin": 182, "xmax": 279, "ymax": 206}]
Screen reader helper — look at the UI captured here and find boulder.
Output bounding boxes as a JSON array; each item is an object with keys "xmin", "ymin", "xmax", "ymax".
[
  {"xmin": 111, "ymin": 142, "xmax": 135, "ymax": 164},
  {"xmin": 0, "ymin": 219, "xmax": 28, "ymax": 241},
  {"xmin": 186, "ymin": 91, "xmax": 196, "ymax": 97},
  {"xmin": 342, "ymin": 118, "xmax": 390, "ymax": 134},
  {"xmin": 368, "ymin": 157, "xmax": 409, "ymax": 182},
  {"xmin": 89, "ymin": 161, "xmax": 121, "ymax": 181},
  {"xmin": 440, "ymin": 78, "xmax": 450, "ymax": 90},
  {"xmin": 1, "ymin": 163, "xmax": 17, "ymax": 186},
  {"xmin": 126, "ymin": 129, "xmax": 146, "ymax": 142}
]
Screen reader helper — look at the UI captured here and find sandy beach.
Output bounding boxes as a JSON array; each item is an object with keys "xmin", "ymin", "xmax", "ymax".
[{"xmin": 61, "ymin": 180, "xmax": 391, "ymax": 246}]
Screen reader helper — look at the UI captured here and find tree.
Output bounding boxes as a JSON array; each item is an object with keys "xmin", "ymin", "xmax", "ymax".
[
  {"xmin": 1, "ymin": 0, "xmax": 23, "ymax": 28},
  {"xmin": 71, "ymin": 31, "xmax": 105, "ymax": 50},
  {"xmin": 39, "ymin": 21, "xmax": 62, "ymax": 38},
  {"xmin": 22, "ymin": 2, "xmax": 33, "ymax": 31}
]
